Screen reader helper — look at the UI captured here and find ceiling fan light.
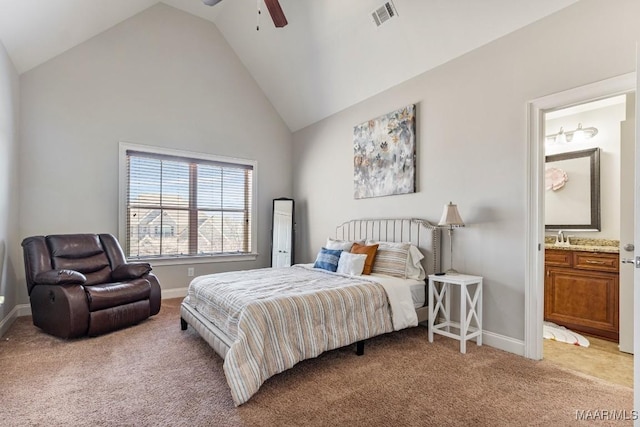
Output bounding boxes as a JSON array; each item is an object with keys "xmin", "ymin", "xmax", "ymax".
[{"xmin": 202, "ymin": 0, "xmax": 223, "ymax": 6}]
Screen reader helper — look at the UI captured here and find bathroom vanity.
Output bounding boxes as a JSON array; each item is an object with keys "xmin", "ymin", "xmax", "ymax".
[{"xmin": 544, "ymin": 239, "xmax": 619, "ymax": 342}]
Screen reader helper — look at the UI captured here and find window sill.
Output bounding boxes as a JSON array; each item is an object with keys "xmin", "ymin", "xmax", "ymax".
[{"xmin": 126, "ymin": 253, "xmax": 259, "ymax": 266}]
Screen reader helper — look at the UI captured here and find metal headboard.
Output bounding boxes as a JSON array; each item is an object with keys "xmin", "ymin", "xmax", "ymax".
[{"xmin": 335, "ymin": 218, "xmax": 441, "ymax": 275}]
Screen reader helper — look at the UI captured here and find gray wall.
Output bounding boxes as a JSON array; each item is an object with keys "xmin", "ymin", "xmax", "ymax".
[
  {"xmin": 292, "ymin": 0, "xmax": 640, "ymax": 342},
  {"xmin": 17, "ymin": 3, "xmax": 292, "ymax": 305},
  {"xmin": 0, "ymin": 39, "xmax": 20, "ymax": 329}
]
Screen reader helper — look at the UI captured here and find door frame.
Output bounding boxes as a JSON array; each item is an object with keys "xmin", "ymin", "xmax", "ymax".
[{"xmin": 524, "ymin": 72, "xmax": 636, "ymax": 360}]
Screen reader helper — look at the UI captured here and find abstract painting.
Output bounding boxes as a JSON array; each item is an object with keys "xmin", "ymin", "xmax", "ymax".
[{"xmin": 353, "ymin": 104, "xmax": 416, "ymax": 199}]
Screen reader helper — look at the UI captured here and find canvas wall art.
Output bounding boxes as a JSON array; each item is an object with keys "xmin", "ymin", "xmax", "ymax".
[{"xmin": 353, "ymin": 104, "xmax": 416, "ymax": 199}]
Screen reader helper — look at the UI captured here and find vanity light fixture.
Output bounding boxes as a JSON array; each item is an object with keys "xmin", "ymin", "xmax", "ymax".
[
  {"xmin": 438, "ymin": 202, "xmax": 465, "ymax": 275},
  {"xmin": 545, "ymin": 123, "xmax": 598, "ymax": 144}
]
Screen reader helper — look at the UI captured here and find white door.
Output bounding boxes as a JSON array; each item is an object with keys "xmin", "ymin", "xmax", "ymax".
[{"xmin": 619, "ymin": 92, "xmax": 635, "ymax": 354}]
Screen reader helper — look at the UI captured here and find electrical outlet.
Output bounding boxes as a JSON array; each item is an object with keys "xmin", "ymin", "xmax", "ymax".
[{"xmin": 187, "ymin": 268, "xmax": 195, "ymax": 277}]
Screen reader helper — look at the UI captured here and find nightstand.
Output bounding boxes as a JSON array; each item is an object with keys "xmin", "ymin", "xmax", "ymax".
[{"xmin": 428, "ymin": 274, "xmax": 483, "ymax": 354}]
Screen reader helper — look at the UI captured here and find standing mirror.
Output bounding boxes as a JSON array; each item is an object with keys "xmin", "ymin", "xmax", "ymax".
[{"xmin": 271, "ymin": 198, "xmax": 294, "ymax": 267}]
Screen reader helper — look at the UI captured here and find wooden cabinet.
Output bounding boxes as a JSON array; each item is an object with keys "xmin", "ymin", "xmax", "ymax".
[{"xmin": 544, "ymin": 249, "xmax": 619, "ymax": 341}]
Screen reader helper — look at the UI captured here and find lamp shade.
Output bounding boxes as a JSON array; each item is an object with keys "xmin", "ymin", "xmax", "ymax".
[
  {"xmin": 572, "ymin": 123, "xmax": 586, "ymax": 143},
  {"xmin": 438, "ymin": 202, "xmax": 465, "ymax": 227},
  {"xmin": 554, "ymin": 127, "xmax": 567, "ymax": 144}
]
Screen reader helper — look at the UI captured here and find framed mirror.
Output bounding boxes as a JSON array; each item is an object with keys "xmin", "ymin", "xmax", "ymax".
[
  {"xmin": 545, "ymin": 147, "xmax": 600, "ymax": 231},
  {"xmin": 271, "ymin": 198, "xmax": 294, "ymax": 267}
]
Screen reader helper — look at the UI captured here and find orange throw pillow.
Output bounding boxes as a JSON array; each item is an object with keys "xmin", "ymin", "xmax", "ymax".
[{"xmin": 350, "ymin": 243, "xmax": 379, "ymax": 275}]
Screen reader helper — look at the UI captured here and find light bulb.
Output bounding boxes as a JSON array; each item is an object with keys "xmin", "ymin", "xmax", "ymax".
[
  {"xmin": 555, "ymin": 127, "xmax": 567, "ymax": 144},
  {"xmin": 572, "ymin": 123, "xmax": 585, "ymax": 143}
]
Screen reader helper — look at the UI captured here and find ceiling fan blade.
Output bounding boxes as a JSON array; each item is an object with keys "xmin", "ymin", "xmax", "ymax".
[{"xmin": 263, "ymin": 0, "xmax": 288, "ymax": 28}]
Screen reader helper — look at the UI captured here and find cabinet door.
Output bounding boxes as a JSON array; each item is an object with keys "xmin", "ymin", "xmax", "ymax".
[
  {"xmin": 544, "ymin": 267, "xmax": 619, "ymax": 341},
  {"xmin": 573, "ymin": 252, "xmax": 619, "ymax": 272},
  {"xmin": 545, "ymin": 249, "xmax": 572, "ymax": 267}
]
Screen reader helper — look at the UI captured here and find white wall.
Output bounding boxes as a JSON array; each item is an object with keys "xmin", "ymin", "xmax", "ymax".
[
  {"xmin": 545, "ymin": 102, "xmax": 626, "ymax": 239},
  {"xmin": 292, "ymin": 0, "xmax": 640, "ymax": 343},
  {"xmin": 0, "ymin": 39, "xmax": 20, "ymax": 330},
  {"xmin": 17, "ymin": 3, "xmax": 293, "ymax": 304}
]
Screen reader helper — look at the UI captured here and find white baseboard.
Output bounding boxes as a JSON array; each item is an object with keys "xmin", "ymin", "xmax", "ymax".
[
  {"xmin": 0, "ymin": 304, "xmax": 31, "ymax": 337},
  {"xmin": 162, "ymin": 287, "xmax": 187, "ymax": 299},
  {"xmin": 431, "ymin": 315, "xmax": 525, "ymax": 356},
  {"xmin": 482, "ymin": 330, "xmax": 525, "ymax": 356},
  {"xmin": 16, "ymin": 304, "xmax": 31, "ymax": 316}
]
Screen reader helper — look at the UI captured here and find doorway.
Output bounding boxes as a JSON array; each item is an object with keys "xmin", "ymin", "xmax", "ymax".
[
  {"xmin": 540, "ymin": 94, "xmax": 633, "ymax": 387},
  {"xmin": 524, "ymin": 72, "xmax": 636, "ymax": 363}
]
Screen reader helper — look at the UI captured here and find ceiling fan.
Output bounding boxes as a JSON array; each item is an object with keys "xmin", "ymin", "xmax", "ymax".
[{"xmin": 202, "ymin": 0, "xmax": 288, "ymax": 29}]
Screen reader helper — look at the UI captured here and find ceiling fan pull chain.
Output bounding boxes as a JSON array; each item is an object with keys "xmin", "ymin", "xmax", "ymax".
[{"xmin": 257, "ymin": 0, "xmax": 261, "ymax": 31}]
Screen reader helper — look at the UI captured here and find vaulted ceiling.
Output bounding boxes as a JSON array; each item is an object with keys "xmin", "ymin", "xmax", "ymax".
[{"xmin": 0, "ymin": 0, "xmax": 577, "ymax": 131}]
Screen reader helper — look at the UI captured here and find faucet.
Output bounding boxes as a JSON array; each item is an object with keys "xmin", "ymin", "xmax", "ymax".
[{"xmin": 556, "ymin": 230, "xmax": 570, "ymax": 246}]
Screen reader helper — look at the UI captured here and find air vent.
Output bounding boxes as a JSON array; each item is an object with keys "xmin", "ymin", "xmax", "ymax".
[{"xmin": 371, "ymin": 1, "xmax": 398, "ymax": 27}]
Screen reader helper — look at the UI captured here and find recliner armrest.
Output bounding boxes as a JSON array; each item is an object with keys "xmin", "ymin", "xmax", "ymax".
[
  {"xmin": 34, "ymin": 269, "xmax": 87, "ymax": 286},
  {"xmin": 112, "ymin": 263, "xmax": 152, "ymax": 281}
]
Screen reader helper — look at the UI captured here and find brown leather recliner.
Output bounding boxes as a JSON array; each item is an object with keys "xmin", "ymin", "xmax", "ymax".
[{"xmin": 22, "ymin": 233, "xmax": 161, "ymax": 338}]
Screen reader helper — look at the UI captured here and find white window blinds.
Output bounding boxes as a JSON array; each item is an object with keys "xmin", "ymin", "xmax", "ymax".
[{"xmin": 124, "ymin": 148, "xmax": 254, "ymax": 259}]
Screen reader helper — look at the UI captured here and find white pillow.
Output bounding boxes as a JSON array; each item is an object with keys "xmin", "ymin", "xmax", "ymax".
[
  {"xmin": 336, "ymin": 252, "xmax": 367, "ymax": 276},
  {"xmin": 407, "ymin": 245, "xmax": 426, "ymax": 280},
  {"xmin": 325, "ymin": 237, "xmax": 363, "ymax": 251}
]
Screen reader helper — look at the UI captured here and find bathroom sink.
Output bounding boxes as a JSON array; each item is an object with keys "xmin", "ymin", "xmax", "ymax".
[
  {"xmin": 544, "ymin": 242, "xmax": 619, "ymax": 253},
  {"xmin": 544, "ymin": 236, "xmax": 619, "ymax": 253}
]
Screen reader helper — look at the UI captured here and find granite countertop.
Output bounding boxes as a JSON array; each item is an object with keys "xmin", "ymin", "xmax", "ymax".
[{"xmin": 544, "ymin": 236, "xmax": 619, "ymax": 253}]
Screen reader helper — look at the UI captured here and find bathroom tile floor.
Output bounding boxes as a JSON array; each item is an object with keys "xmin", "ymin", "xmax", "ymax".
[{"xmin": 543, "ymin": 334, "xmax": 633, "ymax": 388}]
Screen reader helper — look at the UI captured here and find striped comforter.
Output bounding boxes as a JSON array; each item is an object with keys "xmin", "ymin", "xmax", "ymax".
[{"xmin": 184, "ymin": 265, "xmax": 394, "ymax": 406}]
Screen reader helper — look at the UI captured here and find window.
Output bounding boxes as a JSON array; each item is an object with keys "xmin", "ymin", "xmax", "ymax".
[{"xmin": 119, "ymin": 143, "xmax": 256, "ymax": 261}]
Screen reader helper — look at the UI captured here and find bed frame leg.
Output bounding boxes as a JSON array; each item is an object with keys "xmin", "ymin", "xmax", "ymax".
[
  {"xmin": 356, "ymin": 340, "xmax": 364, "ymax": 356},
  {"xmin": 180, "ymin": 317, "xmax": 188, "ymax": 331}
]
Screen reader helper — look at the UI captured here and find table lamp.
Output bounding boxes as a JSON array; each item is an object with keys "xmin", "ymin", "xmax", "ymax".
[{"xmin": 438, "ymin": 201, "xmax": 465, "ymax": 274}]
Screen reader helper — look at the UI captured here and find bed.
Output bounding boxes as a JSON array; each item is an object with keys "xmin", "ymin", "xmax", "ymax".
[{"xmin": 180, "ymin": 218, "xmax": 441, "ymax": 405}]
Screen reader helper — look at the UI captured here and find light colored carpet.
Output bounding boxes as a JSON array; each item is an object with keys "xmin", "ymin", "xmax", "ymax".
[{"xmin": 0, "ymin": 298, "xmax": 632, "ymax": 426}]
